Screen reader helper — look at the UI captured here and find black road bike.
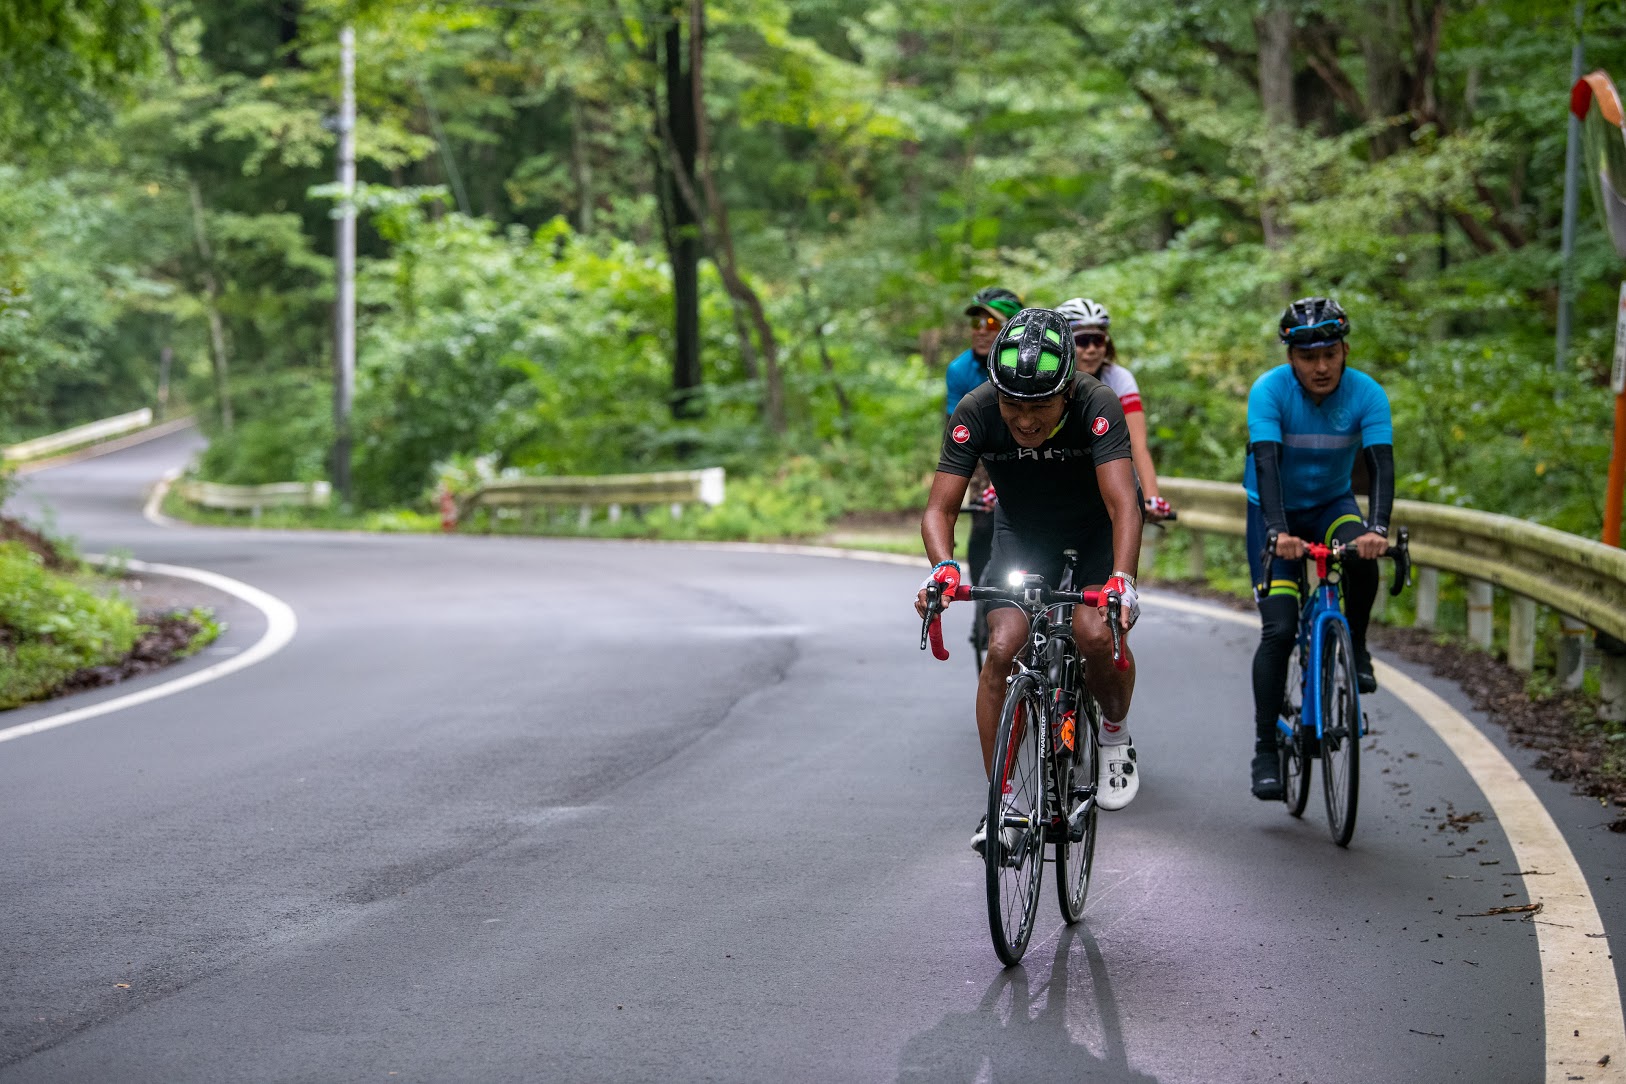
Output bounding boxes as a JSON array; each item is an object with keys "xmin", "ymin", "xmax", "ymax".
[{"xmin": 923, "ymin": 553, "xmax": 1128, "ymax": 965}]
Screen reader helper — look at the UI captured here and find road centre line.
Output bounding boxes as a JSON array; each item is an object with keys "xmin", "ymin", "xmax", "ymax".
[{"xmin": 0, "ymin": 556, "xmax": 297, "ymax": 746}]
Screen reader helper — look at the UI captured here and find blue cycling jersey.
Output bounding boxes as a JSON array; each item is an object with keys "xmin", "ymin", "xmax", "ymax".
[
  {"xmin": 945, "ymin": 349, "xmax": 988, "ymax": 414},
  {"xmin": 1243, "ymin": 363, "xmax": 1393, "ymax": 510}
]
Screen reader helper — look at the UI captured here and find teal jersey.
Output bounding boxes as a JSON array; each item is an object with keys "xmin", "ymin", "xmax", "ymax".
[{"xmin": 1243, "ymin": 364, "xmax": 1393, "ymax": 510}]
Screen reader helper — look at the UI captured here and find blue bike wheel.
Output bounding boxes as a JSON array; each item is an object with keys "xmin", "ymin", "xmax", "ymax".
[
  {"xmin": 1280, "ymin": 647, "xmax": 1311, "ymax": 817},
  {"xmin": 1320, "ymin": 621, "xmax": 1361, "ymax": 846}
]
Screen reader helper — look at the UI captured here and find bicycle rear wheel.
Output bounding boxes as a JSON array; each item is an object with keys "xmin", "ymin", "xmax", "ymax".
[
  {"xmin": 1320, "ymin": 621, "xmax": 1361, "ymax": 846},
  {"xmin": 1280, "ymin": 649, "xmax": 1311, "ymax": 817},
  {"xmin": 986, "ymin": 674, "xmax": 1046, "ymax": 966},
  {"xmin": 1056, "ymin": 692, "xmax": 1099, "ymax": 923}
]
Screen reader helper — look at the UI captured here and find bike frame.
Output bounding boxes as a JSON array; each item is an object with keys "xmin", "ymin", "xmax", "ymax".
[{"xmin": 1276, "ymin": 547, "xmax": 1361, "ymax": 747}]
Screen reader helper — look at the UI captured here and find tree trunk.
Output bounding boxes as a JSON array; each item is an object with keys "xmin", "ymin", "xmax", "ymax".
[
  {"xmin": 187, "ymin": 177, "xmax": 233, "ymax": 432},
  {"xmin": 1362, "ymin": 0, "xmax": 1408, "ymax": 159},
  {"xmin": 660, "ymin": 17, "xmax": 702, "ymax": 420},
  {"xmin": 159, "ymin": 3, "xmax": 232, "ymax": 431},
  {"xmin": 1255, "ymin": 3, "xmax": 1294, "ymax": 253},
  {"xmin": 569, "ymin": 90, "xmax": 594, "ymax": 235},
  {"xmin": 788, "ymin": 231, "xmax": 850, "ymax": 433},
  {"xmin": 687, "ymin": 0, "xmax": 783, "ymax": 433}
]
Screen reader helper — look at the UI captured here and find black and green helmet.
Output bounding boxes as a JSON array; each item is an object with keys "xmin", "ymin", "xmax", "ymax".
[
  {"xmin": 987, "ymin": 307, "xmax": 1076, "ymax": 400},
  {"xmin": 964, "ymin": 286, "xmax": 1023, "ymax": 320}
]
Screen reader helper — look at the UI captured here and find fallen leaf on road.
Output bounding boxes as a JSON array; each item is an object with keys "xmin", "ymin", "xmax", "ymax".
[{"xmin": 1457, "ymin": 903, "xmax": 1542, "ymax": 918}]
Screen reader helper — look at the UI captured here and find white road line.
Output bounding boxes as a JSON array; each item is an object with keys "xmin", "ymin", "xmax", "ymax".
[
  {"xmin": 143, "ymin": 467, "xmax": 186, "ymax": 528},
  {"xmin": 0, "ymin": 556, "xmax": 297, "ymax": 746},
  {"xmin": 1143, "ymin": 591, "xmax": 1624, "ymax": 1083}
]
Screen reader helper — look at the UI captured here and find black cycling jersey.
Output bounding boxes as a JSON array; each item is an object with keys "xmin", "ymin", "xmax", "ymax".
[{"xmin": 938, "ymin": 375, "xmax": 1133, "ymax": 536}]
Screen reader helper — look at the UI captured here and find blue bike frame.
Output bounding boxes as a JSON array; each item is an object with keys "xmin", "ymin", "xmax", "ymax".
[{"xmin": 1277, "ymin": 579, "xmax": 1361, "ymax": 745}]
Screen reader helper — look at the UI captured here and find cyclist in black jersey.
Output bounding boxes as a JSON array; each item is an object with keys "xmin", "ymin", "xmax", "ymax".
[{"xmin": 914, "ymin": 308, "xmax": 1146, "ymax": 851}]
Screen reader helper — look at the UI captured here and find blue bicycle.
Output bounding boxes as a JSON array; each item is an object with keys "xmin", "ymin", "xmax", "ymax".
[{"xmin": 1264, "ymin": 528, "xmax": 1410, "ymax": 846}]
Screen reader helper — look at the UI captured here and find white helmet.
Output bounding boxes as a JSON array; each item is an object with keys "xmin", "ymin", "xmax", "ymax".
[{"xmin": 1057, "ymin": 297, "xmax": 1110, "ymax": 330}]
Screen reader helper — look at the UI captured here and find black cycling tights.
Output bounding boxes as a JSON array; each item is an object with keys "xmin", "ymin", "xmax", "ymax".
[{"xmin": 1251, "ymin": 558, "xmax": 1378, "ymax": 748}]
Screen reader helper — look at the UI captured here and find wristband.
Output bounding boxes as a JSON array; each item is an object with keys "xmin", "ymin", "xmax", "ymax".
[
  {"xmin": 1369, "ymin": 525, "xmax": 1388, "ymax": 537},
  {"xmin": 932, "ymin": 560, "xmax": 961, "ymax": 573},
  {"xmin": 1110, "ymin": 571, "xmax": 1136, "ymax": 590}
]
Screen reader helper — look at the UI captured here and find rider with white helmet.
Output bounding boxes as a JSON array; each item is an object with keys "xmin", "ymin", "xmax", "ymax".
[{"xmin": 1055, "ymin": 299, "xmax": 1170, "ymax": 521}]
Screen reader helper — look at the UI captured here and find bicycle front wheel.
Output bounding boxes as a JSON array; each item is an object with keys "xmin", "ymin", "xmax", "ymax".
[
  {"xmin": 1320, "ymin": 621, "xmax": 1361, "ymax": 846},
  {"xmin": 1280, "ymin": 648, "xmax": 1311, "ymax": 817},
  {"xmin": 986, "ymin": 674, "xmax": 1046, "ymax": 966},
  {"xmin": 1056, "ymin": 692, "xmax": 1099, "ymax": 923}
]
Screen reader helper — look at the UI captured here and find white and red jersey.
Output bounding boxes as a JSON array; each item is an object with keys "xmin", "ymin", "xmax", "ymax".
[{"xmin": 1095, "ymin": 362, "xmax": 1143, "ymax": 414}]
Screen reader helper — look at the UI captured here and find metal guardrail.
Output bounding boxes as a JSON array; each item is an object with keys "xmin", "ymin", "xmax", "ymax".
[
  {"xmin": 459, "ymin": 467, "xmax": 725, "ymax": 526},
  {"xmin": 1153, "ymin": 477, "xmax": 1626, "ymax": 718},
  {"xmin": 176, "ymin": 479, "xmax": 332, "ymax": 517},
  {"xmin": 2, "ymin": 409, "xmax": 154, "ymax": 462}
]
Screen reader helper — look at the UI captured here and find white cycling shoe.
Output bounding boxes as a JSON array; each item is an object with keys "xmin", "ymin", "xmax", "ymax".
[{"xmin": 1097, "ymin": 740, "xmax": 1139, "ymax": 811}]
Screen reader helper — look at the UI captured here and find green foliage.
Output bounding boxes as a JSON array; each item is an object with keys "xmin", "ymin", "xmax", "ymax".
[
  {"xmin": 7, "ymin": 0, "xmax": 1626, "ymax": 543},
  {"xmin": 0, "ymin": 542, "xmax": 141, "ymax": 709},
  {"xmin": 195, "ymin": 372, "xmax": 333, "ymax": 485}
]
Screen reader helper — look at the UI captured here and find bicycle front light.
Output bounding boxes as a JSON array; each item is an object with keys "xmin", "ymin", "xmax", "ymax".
[{"xmin": 1007, "ymin": 570, "xmax": 1027, "ymax": 586}]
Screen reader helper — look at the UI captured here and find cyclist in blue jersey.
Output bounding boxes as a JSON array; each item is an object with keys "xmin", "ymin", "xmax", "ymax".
[
  {"xmin": 1244, "ymin": 297, "xmax": 1394, "ymax": 801},
  {"xmin": 946, "ymin": 287, "xmax": 1023, "ymax": 601},
  {"xmin": 946, "ymin": 287, "xmax": 1023, "ymax": 413}
]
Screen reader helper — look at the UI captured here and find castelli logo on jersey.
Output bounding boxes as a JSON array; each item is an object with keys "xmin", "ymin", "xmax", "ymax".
[
  {"xmin": 1092, "ymin": 416, "xmax": 1110, "ymax": 436},
  {"xmin": 952, "ymin": 424, "xmax": 970, "ymax": 444}
]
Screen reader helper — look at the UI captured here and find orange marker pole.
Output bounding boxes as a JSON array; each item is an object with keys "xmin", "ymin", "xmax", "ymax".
[
  {"xmin": 1606, "ymin": 389, "xmax": 1626, "ymax": 547},
  {"xmin": 1609, "ymin": 282, "xmax": 1626, "ymax": 547}
]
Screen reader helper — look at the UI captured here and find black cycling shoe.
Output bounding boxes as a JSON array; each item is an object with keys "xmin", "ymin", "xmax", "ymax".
[
  {"xmin": 1250, "ymin": 751, "xmax": 1284, "ymax": 801},
  {"xmin": 1355, "ymin": 648, "xmax": 1378, "ymax": 694}
]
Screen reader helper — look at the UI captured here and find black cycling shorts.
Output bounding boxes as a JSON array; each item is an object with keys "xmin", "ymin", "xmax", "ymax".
[{"xmin": 981, "ymin": 516, "xmax": 1114, "ymax": 609}]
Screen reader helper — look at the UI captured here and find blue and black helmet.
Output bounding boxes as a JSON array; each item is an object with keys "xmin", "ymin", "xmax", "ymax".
[
  {"xmin": 1278, "ymin": 296, "xmax": 1350, "ymax": 349},
  {"xmin": 987, "ymin": 308, "xmax": 1076, "ymax": 400}
]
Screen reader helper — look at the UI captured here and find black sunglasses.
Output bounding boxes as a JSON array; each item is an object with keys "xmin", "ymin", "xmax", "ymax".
[{"xmin": 1073, "ymin": 333, "xmax": 1107, "ymax": 348}]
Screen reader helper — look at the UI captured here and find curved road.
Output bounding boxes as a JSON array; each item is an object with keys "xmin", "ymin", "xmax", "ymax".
[{"xmin": 2, "ymin": 431, "xmax": 1621, "ymax": 1083}]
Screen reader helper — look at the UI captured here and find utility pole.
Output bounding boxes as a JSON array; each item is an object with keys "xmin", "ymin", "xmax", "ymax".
[
  {"xmin": 1557, "ymin": 0, "xmax": 1585, "ymax": 372},
  {"xmin": 333, "ymin": 25, "xmax": 357, "ymax": 504}
]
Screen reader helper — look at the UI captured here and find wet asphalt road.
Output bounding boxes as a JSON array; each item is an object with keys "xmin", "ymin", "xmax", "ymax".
[{"xmin": 1, "ymin": 430, "xmax": 1618, "ymax": 1082}]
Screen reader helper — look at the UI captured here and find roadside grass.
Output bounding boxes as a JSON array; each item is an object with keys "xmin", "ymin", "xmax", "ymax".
[{"xmin": 0, "ymin": 531, "xmax": 223, "ymax": 711}]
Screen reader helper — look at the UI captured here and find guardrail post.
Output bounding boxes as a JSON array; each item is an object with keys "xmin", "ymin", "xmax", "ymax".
[
  {"xmin": 1466, "ymin": 579, "xmax": 1494, "ymax": 649},
  {"xmin": 1414, "ymin": 567, "xmax": 1439, "ymax": 630},
  {"xmin": 670, "ymin": 502, "xmax": 684, "ymax": 520},
  {"xmin": 1600, "ymin": 636, "xmax": 1626, "ymax": 723},
  {"xmin": 1556, "ymin": 615, "xmax": 1589, "ymax": 689},
  {"xmin": 578, "ymin": 505, "xmax": 591, "ymax": 529},
  {"xmin": 1507, "ymin": 596, "xmax": 1536, "ymax": 672},
  {"xmin": 1188, "ymin": 532, "xmax": 1206, "ymax": 580},
  {"xmin": 1140, "ymin": 524, "xmax": 1160, "ymax": 583},
  {"xmin": 608, "ymin": 503, "xmax": 622, "ymax": 524}
]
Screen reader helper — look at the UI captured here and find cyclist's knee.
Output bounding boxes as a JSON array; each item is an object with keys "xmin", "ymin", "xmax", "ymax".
[
  {"xmin": 983, "ymin": 609, "xmax": 1027, "ymax": 663},
  {"xmin": 1071, "ymin": 606, "xmax": 1112, "ymax": 656},
  {"xmin": 1257, "ymin": 594, "xmax": 1297, "ymax": 650}
]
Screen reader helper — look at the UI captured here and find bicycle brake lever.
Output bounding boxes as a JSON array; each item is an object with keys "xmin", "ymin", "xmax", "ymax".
[
  {"xmin": 923, "ymin": 581, "xmax": 949, "ymax": 656},
  {"xmin": 1106, "ymin": 595, "xmax": 1129, "ymax": 671}
]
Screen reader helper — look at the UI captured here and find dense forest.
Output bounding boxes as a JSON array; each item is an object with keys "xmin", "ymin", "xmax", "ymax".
[{"xmin": 3, "ymin": 0, "xmax": 1624, "ymax": 536}]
